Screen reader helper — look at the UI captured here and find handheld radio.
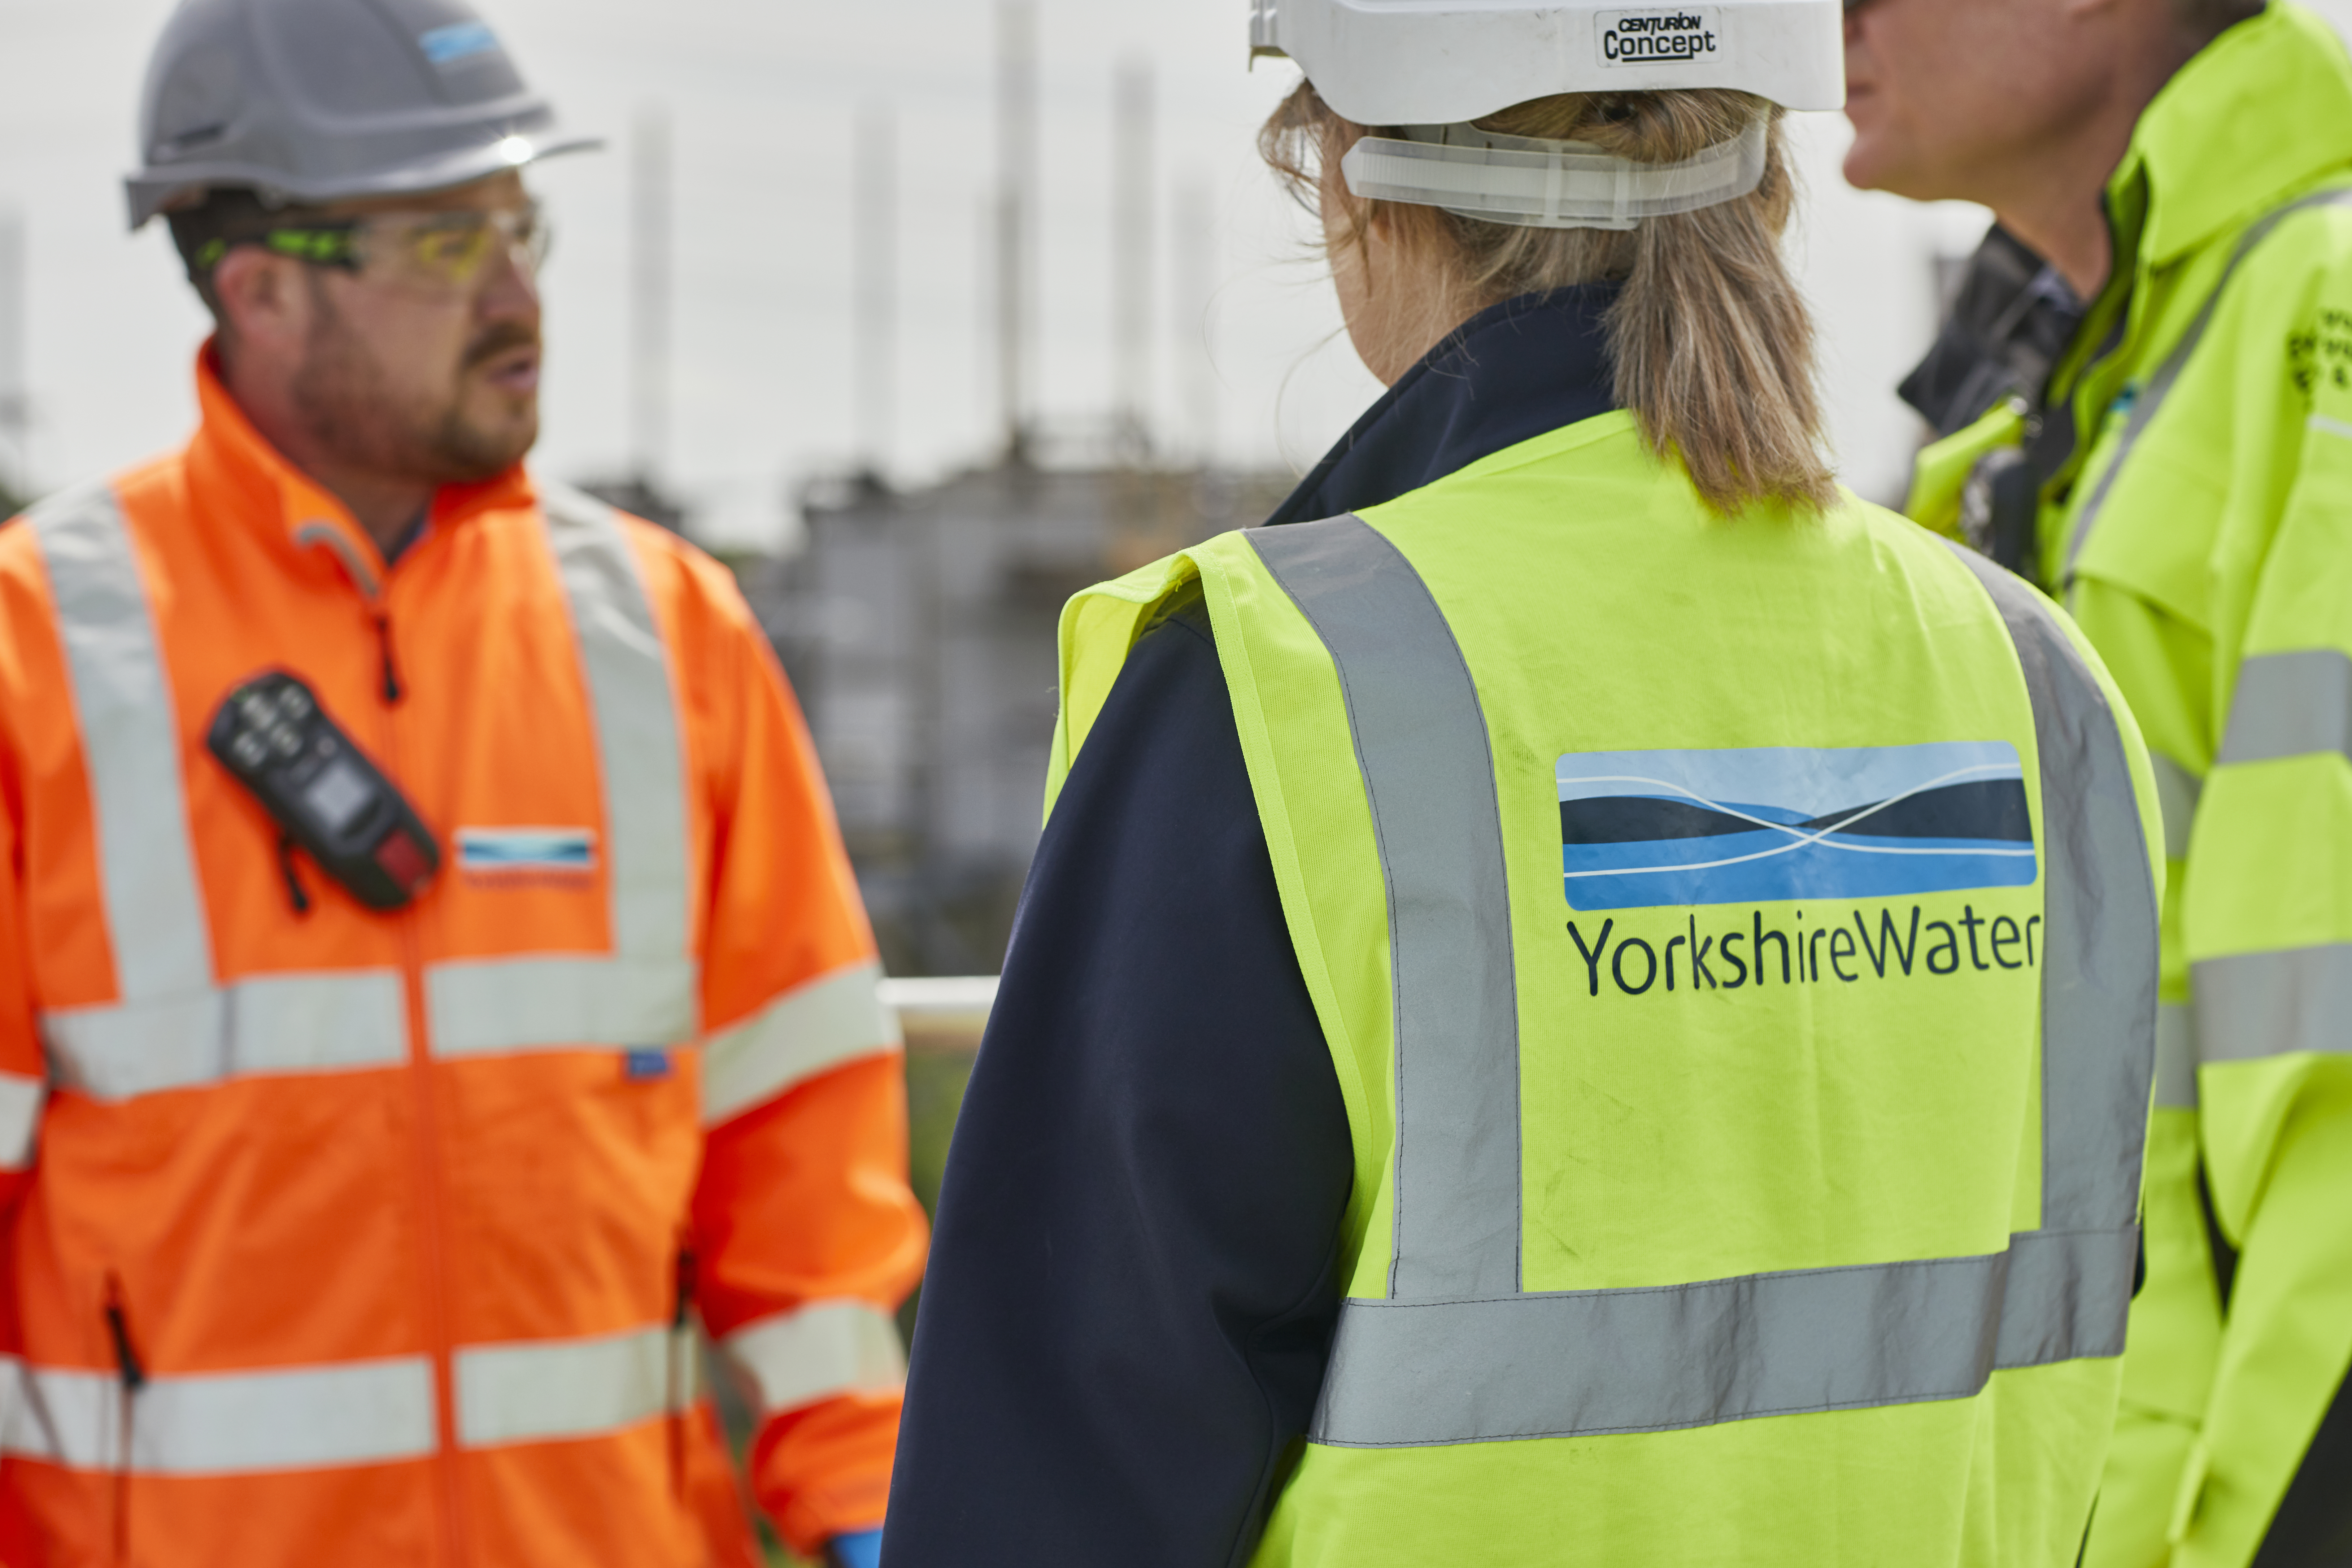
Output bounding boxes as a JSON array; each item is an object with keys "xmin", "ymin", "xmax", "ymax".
[{"xmin": 207, "ymin": 671, "xmax": 441, "ymax": 911}]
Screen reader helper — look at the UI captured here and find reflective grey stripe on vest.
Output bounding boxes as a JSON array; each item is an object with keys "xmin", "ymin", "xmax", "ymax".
[
  {"xmin": 1313, "ymin": 1229, "xmax": 2139, "ymax": 1445},
  {"xmin": 2150, "ymin": 752, "xmax": 2202, "ymax": 862},
  {"xmin": 27, "ymin": 485, "xmax": 214, "ymax": 1006},
  {"xmin": 2215, "ymin": 649, "xmax": 2352, "ymax": 768},
  {"xmin": 1253, "ymin": 518, "xmax": 2157, "ymax": 1447},
  {"xmin": 424, "ymin": 484, "xmax": 698, "ymax": 1055},
  {"xmin": 2064, "ymin": 187, "xmax": 2352, "ymax": 585},
  {"xmin": 1949, "ymin": 546, "xmax": 2158, "ymax": 1235},
  {"xmin": 1248, "ymin": 517, "xmax": 1522, "ymax": 1299},
  {"xmin": 2192, "ymin": 944, "xmax": 2352, "ymax": 1064},
  {"xmin": 2155, "ymin": 1002, "xmax": 2199, "ymax": 1109}
]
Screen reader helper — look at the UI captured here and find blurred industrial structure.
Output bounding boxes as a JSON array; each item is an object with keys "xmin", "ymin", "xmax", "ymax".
[{"xmin": 754, "ymin": 457, "xmax": 1289, "ymax": 976}]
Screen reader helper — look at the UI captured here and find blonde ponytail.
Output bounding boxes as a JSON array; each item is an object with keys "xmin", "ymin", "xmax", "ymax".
[{"xmin": 1262, "ymin": 83, "xmax": 1836, "ymax": 515}]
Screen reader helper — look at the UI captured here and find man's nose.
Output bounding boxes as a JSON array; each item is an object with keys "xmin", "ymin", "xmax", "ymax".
[{"xmin": 476, "ymin": 240, "xmax": 541, "ymax": 322}]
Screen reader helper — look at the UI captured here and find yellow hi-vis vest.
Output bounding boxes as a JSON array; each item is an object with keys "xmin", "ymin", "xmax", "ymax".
[{"xmin": 1047, "ymin": 413, "xmax": 2168, "ymax": 1566}]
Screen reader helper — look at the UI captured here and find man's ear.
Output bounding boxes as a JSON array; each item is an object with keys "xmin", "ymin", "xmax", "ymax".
[{"xmin": 211, "ymin": 248, "xmax": 311, "ymax": 355}]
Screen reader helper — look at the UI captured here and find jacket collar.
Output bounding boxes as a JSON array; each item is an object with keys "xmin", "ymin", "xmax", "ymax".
[
  {"xmin": 1898, "ymin": 227, "xmax": 2085, "ymax": 436},
  {"xmin": 2113, "ymin": 3, "xmax": 2352, "ymax": 269},
  {"xmin": 1264, "ymin": 285, "xmax": 1623, "ymax": 526},
  {"xmin": 183, "ymin": 343, "xmax": 536, "ymax": 598}
]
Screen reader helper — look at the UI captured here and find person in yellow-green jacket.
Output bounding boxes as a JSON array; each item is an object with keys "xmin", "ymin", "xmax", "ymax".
[
  {"xmin": 882, "ymin": 3, "xmax": 2169, "ymax": 1564},
  {"xmin": 1844, "ymin": 1, "xmax": 2352, "ymax": 1563}
]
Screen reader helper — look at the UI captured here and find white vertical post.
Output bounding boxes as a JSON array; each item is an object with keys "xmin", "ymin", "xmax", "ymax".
[
  {"xmin": 631, "ymin": 104, "xmax": 673, "ymax": 487},
  {"xmin": 1172, "ymin": 179, "xmax": 1218, "ymax": 467},
  {"xmin": 994, "ymin": 0, "xmax": 1036, "ymax": 462},
  {"xmin": 855, "ymin": 104, "xmax": 899, "ymax": 481},
  {"xmin": 0, "ymin": 210, "xmax": 27, "ymax": 503},
  {"xmin": 1112, "ymin": 62, "xmax": 1155, "ymax": 465}
]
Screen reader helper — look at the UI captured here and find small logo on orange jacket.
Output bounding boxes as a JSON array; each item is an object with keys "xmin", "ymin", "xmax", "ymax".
[{"xmin": 457, "ymin": 827, "xmax": 596, "ymax": 886}]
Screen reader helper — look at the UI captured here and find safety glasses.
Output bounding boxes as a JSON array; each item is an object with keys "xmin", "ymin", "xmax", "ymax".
[{"xmin": 199, "ymin": 203, "xmax": 550, "ymax": 297}]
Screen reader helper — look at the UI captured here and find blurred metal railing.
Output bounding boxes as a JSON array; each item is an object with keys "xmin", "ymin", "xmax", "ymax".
[{"xmin": 880, "ymin": 975, "xmax": 998, "ymax": 1055}]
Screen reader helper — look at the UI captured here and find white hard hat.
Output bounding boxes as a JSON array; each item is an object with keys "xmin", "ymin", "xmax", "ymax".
[
  {"xmin": 126, "ymin": 0, "xmax": 599, "ymax": 231},
  {"xmin": 1251, "ymin": 0, "xmax": 1842, "ymax": 230},
  {"xmin": 1251, "ymin": 0, "xmax": 1845, "ymax": 125}
]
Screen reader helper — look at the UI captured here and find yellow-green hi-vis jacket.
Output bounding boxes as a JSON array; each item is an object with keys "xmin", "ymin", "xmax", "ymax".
[
  {"xmin": 1048, "ymin": 411, "xmax": 2166, "ymax": 1566},
  {"xmin": 1904, "ymin": 9, "xmax": 2352, "ymax": 1564}
]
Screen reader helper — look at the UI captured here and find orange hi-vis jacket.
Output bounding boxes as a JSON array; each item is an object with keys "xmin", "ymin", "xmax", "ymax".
[{"xmin": 0, "ymin": 351, "xmax": 929, "ymax": 1567}]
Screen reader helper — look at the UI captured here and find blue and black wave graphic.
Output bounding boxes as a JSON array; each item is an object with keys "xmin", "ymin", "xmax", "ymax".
[{"xmin": 1558, "ymin": 742, "xmax": 2037, "ymax": 911}]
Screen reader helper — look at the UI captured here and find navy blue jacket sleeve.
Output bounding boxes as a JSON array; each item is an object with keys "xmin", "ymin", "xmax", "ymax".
[{"xmin": 882, "ymin": 598, "xmax": 1353, "ymax": 1568}]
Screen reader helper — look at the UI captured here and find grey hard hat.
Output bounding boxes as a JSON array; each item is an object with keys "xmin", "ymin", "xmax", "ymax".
[{"xmin": 125, "ymin": 0, "xmax": 599, "ymax": 230}]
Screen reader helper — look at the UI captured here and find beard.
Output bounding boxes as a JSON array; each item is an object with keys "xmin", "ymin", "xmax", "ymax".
[{"xmin": 289, "ymin": 276, "xmax": 539, "ymax": 484}]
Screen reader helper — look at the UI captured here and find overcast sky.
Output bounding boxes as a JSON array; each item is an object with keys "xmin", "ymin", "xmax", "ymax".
[{"xmin": 6, "ymin": 1, "xmax": 2347, "ymax": 547}]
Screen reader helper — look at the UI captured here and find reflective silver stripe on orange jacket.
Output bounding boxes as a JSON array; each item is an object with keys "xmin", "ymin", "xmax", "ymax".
[
  {"xmin": 29, "ymin": 482, "xmax": 699, "ymax": 1096},
  {"xmin": 453, "ymin": 1324, "xmax": 693, "ymax": 1448},
  {"xmin": 1, "ymin": 1354, "xmax": 438, "ymax": 1473},
  {"xmin": 29, "ymin": 491, "xmax": 410, "ymax": 1100},
  {"xmin": 0, "ymin": 1073, "xmax": 44, "ymax": 1172},
  {"xmin": 701, "ymin": 961, "xmax": 900, "ymax": 1127},
  {"xmin": 717, "ymin": 1300, "xmax": 906, "ymax": 1418},
  {"xmin": 43, "ymin": 971, "xmax": 407, "ymax": 1102},
  {"xmin": 1247, "ymin": 518, "xmax": 2157, "ymax": 1448},
  {"xmin": 425, "ymin": 484, "xmax": 700, "ymax": 1058},
  {"xmin": 1, "ymin": 1326, "xmax": 708, "ymax": 1473},
  {"xmin": 27, "ymin": 485, "xmax": 232, "ymax": 1095}
]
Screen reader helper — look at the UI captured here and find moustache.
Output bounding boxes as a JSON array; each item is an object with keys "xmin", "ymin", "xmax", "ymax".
[{"xmin": 462, "ymin": 325, "xmax": 541, "ymax": 374}]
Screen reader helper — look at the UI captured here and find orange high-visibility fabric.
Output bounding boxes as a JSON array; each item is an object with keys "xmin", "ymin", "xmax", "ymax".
[{"xmin": 0, "ymin": 349, "xmax": 928, "ymax": 1566}]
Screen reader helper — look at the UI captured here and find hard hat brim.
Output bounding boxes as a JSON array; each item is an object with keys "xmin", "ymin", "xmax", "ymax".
[{"xmin": 126, "ymin": 128, "xmax": 603, "ymax": 231}]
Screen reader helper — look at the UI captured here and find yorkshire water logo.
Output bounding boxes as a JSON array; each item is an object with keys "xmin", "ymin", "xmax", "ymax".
[
  {"xmin": 1558, "ymin": 742, "xmax": 2035, "ymax": 912},
  {"xmin": 1598, "ymin": 9, "xmax": 1723, "ymax": 65}
]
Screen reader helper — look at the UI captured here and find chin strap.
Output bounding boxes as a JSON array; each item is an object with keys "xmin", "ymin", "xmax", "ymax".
[{"xmin": 1340, "ymin": 117, "xmax": 1768, "ymax": 231}]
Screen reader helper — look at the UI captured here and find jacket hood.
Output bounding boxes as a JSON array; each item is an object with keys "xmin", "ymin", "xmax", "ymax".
[{"xmin": 2117, "ymin": 3, "xmax": 2352, "ymax": 268}]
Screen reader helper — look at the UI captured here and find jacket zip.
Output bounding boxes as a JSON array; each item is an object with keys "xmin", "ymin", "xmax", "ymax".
[
  {"xmin": 102, "ymin": 1276, "xmax": 143, "ymax": 1568},
  {"xmin": 374, "ymin": 613, "xmax": 405, "ymax": 706},
  {"xmin": 370, "ymin": 589, "xmax": 465, "ymax": 1568}
]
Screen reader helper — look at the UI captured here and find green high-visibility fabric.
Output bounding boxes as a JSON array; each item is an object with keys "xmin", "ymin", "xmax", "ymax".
[
  {"xmin": 1051, "ymin": 411, "xmax": 2167, "ymax": 1566},
  {"xmin": 1899, "ymin": 9, "xmax": 2352, "ymax": 1564},
  {"xmin": 1907, "ymin": 401, "xmax": 2024, "ymax": 543}
]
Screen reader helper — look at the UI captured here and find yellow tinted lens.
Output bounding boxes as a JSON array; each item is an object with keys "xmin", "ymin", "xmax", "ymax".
[
  {"xmin": 354, "ymin": 208, "xmax": 540, "ymax": 293},
  {"xmin": 406, "ymin": 220, "xmax": 498, "ymax": 284}
]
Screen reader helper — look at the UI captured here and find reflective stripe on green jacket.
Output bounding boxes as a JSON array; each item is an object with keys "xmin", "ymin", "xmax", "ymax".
[
  {"xmin": 1900, "ymin": 9, "xmax": 2352, "ymax": 1564},
  {"xmin": 1054, "ymin": 412, "xmax": 2166, "ymax": 1566}
]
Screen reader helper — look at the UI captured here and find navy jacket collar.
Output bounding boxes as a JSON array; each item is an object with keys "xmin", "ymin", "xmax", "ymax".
[{"xmin": 1263, "ymin": 285, "xmax": 1623, "ymax": 527}]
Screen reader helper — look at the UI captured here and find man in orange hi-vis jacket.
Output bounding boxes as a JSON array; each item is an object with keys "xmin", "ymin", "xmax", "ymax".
[{"xmin": 0, "ymin": 3, "xmax": 926, "ymax": 1565}]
